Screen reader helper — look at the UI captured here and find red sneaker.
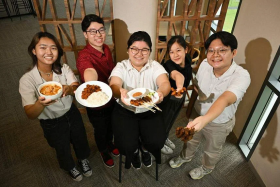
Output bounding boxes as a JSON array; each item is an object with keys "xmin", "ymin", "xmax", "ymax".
[
  {"xmin": 108, "ymin": 143, "xmax": 120, "ymax": 157},
  {"xmin": 100, "ymin": 151, "xmax": 114, "ymax": 168}
]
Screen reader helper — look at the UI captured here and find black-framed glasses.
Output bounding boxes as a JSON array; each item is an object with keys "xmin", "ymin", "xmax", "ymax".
[
  {"xmin": 207, "ymin": 48, "xmax": 230, "ymax": 56},
  {"xmin": 130, "ymin": 47, "xmax": 150, "ymax": 55},
  {"xmin": 86, "ymin": 27, "xmax": 106, "ymax": 35}
]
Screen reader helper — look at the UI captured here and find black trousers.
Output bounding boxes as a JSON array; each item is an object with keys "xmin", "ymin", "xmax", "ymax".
[
  {"xmin": 112, "ymin": 104, "xmax": 165, "ymax": 169},
  {"xmin": 162, "ymin": 93, "xmax": 186, "ymax": 137},
  {"xmin": 86, "ymin": 104, "xmax": 114, "ymax": 152},
  {"xmin": 40, "ymin": 104, "xmax": 90, "ymax": 171}
]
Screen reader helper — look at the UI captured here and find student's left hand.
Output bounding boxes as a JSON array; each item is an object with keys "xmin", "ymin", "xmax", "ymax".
[
  {"xmin": 186, "ymin": 116, "xmax": 208, "ymax": 132},
  {"xmin": 156, "ymin": 91, "xmax": 164, "ymax": 104}
]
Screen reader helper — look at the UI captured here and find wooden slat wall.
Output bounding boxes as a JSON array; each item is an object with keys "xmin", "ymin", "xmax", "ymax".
[
  {"xmin": 32, "ymin": 0, "xmax": 114, "ymax": 70},
  {"xmin": 155, "ymin": 0, "xmax": 229, "ymax": 64}
]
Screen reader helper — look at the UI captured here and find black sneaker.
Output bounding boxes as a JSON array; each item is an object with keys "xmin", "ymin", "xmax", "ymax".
[
  {"xmin": 78, "ymin": 159, "xmax": 92, "ymax": 177},
  {"xmin": 100, "ymin": 150, "xmax": 115, "ymax": 168},
  {"xmin": 140, "ymin": 148, "xmax": 152, "ymax": 167},
  {"xmin": 69, "ymin": 167, "xmax": 83, "ymax": 182},
  {"xmin": 131, "ymin": 149, "xmax": 141, "ymax": 169}
]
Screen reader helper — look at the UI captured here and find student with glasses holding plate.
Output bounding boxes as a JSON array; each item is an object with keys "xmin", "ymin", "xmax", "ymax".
[
  {"xmin": 109, "ymin": 31, "xmax": 170, "ymax": 170},
  {"xmin": 169, "ymin": 31, "xmax": 251, "ymax": 180},
  {"xmin": 76, "ymin": 14, "xmax": 119, "ymax": 169}
]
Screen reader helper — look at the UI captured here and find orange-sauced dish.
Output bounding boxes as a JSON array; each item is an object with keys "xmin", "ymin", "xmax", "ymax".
[
  {"xmin": 132, "ymin": 92, "xmax": 142, "ymax": 97},
  {"xmin": 40, "ymin": 84, "xmax": 61, "ymax": 95}
]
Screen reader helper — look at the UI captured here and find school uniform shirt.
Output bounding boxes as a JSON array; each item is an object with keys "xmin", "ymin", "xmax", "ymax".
[
  {"xmin": 76, "ymin": 43, "xmax": 115, "ymax": 109},
  {"xmin": 19, "ymin": 64, "xmax": 77, "ymax": 120},
  {"xmin": 194, "ymin": 59, "xmax": 251, "ymax": 123},
  {"xmin": 109, "ymin": 59, "xmax": 168, "ymax": 113}
]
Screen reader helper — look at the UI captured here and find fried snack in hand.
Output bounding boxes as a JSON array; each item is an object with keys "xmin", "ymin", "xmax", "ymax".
[
  {"xmin": 171, "ymin": 87, "xmax": 187, "ymax": 97},
  {"xmin": 175, "ymin": 126, "xmax": 195, "ymax": 143}
]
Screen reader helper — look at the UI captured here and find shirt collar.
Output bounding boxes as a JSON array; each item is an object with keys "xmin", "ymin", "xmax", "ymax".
[
  {"xmin": 86, "ymin": 43, "xmax": 104, "ymax": 58},
  {"xmin": 211, "ymin": 60, "xmax": 237, "ymax": 80},
  {"xmin": 127, "ymin": 59, "xmax": 152, "ymax": 72},
  {"xmin": 31, "ymin": 65, "xmax": 59, "ymax": 85}
]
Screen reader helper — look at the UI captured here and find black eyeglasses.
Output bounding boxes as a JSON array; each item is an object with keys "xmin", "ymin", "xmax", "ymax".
[
  {"xmin": 130, "ymin": 47, "xmax": 150, "ymax": 55},
  {"xmin": 86, "ymin": 27, "xmax": 106, "ymax": 35}
]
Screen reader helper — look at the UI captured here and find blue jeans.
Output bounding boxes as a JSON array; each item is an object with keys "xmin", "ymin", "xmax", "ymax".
[{"xmin": 40, "ymin": 104, "xmax": 90, "ymax": 171}]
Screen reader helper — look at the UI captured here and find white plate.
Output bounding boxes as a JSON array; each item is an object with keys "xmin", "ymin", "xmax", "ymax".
[
  {"xmin": 124, "ymin": 88, "xmax": 159, "ymax": 108},
  {"xmin": 75, "ymin": 81, "xmax": 112, "ymax": 108}
]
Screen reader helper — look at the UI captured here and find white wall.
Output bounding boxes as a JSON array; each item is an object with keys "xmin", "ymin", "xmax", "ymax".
[
  {"xmin": 113, "ymin": 0, "xmax": 157, "ymax": 62},
  {"xmin": 233, "ymin": 0, "xmax": 280, "ymax": 186}
]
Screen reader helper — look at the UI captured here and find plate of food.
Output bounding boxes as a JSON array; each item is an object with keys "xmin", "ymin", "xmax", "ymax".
[
  {"xmin": 75, "ymin": 81, "xmax": 112, "ymax": 108},
  {"xmin": 124, "ymin": 88, "xmax": 161, "ymax": 111}
]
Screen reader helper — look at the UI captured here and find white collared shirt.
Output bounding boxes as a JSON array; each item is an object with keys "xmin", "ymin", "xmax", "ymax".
[
  {"xmin": 19, "ymin": 64, "xmax": 77, "ymax": 119},
  {"xmin": 194, "ymin": 59, "xmax": 251, "ymax": 123},
  {"xmin": 109, "ymin": 59, "xmax": 168, "ymax": 113}
]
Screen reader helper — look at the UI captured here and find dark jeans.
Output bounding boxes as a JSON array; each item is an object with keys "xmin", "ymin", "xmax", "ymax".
[
  {"xmin": 112, "ymin": 104, "xmax": 165, "ymax": 169},
  {"xmin": 86, "ymin": 104, "xmax": 114, "ymax": 152},
  {"xmin": 40, "ymin": 104, "xmax": 90, "ymax": 171}
]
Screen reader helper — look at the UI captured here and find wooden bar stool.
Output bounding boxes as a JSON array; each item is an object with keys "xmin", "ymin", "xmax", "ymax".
[{"xmin": 118, "ymin": 154, "xmax": 159, "ymax": 183}]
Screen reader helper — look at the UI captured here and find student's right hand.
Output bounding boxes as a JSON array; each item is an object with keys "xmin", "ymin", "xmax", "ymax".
[
  {"xmin": 38, "ymin": 96, "xmax": 56, "ymax": 106},
  {"xmin": 120, "ymin": 88, "xmax": 130, "ymax": 106}
]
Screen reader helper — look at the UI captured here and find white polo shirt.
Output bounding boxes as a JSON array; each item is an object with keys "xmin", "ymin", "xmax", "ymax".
[
  {"xmin": 109, "ymin": 59, "xmax": 168, "ymax": 113},
  {"xmin": 194, "ymin": 59, "xmax": 251, "ymax": 123},
  {"xmin": 19, "ymin": 64, "xmax": 77, "ymax": 119}
]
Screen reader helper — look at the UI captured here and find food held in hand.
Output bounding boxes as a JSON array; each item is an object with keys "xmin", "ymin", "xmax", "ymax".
[
  {"xmin": 130, "ymin": 96, "xmax": 152, "ymax": 106},
  {"xmin": 82, "ymin": 84, "xmax": 102, "ymax": 99},
  {"xmin": 176, "ymin": 127, "xmax": 195, "ymax": 142},
  {"xmin": 40, "ymin": 84, "xmax": 61, "ymax": 95},
  {"xmin": 86, "ymin": 91, "xmax": 109, "ymax": 106},
  {"xmin": 132, "ymin": 92, "xmax": 143, "ymax": 97},
  {"xmin": 171, "ymin": 87, "xmax": 187, "ymax": 97}
]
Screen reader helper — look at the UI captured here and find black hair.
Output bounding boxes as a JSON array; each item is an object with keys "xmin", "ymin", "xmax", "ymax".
[
  {"xmin": 205, "ymin": 31, "xmax": 237, "ymax": 51},
  {"xmin": 167, "ymin": 35, "xmax": 189, "ymax": 52},
  {"xmin": 127, "ymin": 31, "xmax": 152, "ymax": 52},
  {"xmin": 81, "ymin": 14, "xmax": 104, "ymax": 32},
  {"xmin": 27, "ymin": 32, "xmax": 63, "ymax": 74}
]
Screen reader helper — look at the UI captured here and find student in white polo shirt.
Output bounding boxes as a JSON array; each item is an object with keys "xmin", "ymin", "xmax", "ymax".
[
  {"xmin": 109, "ymin": 31, "xmax": 170, "ymax": 170},
  {"xmin": 169, "ymin": 31, "xmax": 251, "ymax": 180}
]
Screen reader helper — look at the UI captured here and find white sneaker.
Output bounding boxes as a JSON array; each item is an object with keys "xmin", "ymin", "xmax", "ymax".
[
  {"xmin": 161, "ymin": 145, "xmax": 173, "ymax": 154},
  {"xmin": 189, "ymin": 165, "xmax": 212, "ymax": 180},
  {"xmin": 165, "ymin": 138, "xmax": 175, "ymax": 149},
  {"xmin": 169, "ymin": 155, "xmax": 191, "ymax": 168}
]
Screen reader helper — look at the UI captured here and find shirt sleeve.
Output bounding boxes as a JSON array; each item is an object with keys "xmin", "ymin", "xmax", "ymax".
[
  {"xmin": 227, "ymin": 68, "xmax": 251, "ymax": 101},
  {"xmin": 109, "ymin": 62, "xmax": 124, "ymax": 81},
  {"xmin": 76, "ymin": 50, "xmax": 95, "ymax": 83},
  {"xmin": 62, "ymin": 64, "xmax": 78, "ymax": 85},
  {"xmin": 195, "ymin": 58, "xmax": 208, "ymax": 82},
  {"xmin": 19, "ymin": 75, "xmax": 37, "ymax": 107},
  {"xmin": 163, "ymin": 60, "xmax": 176, "ymax": 74},
  {"xmin": 152, "ymin": 60, "xmax": 168, "ymax": 81}
]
